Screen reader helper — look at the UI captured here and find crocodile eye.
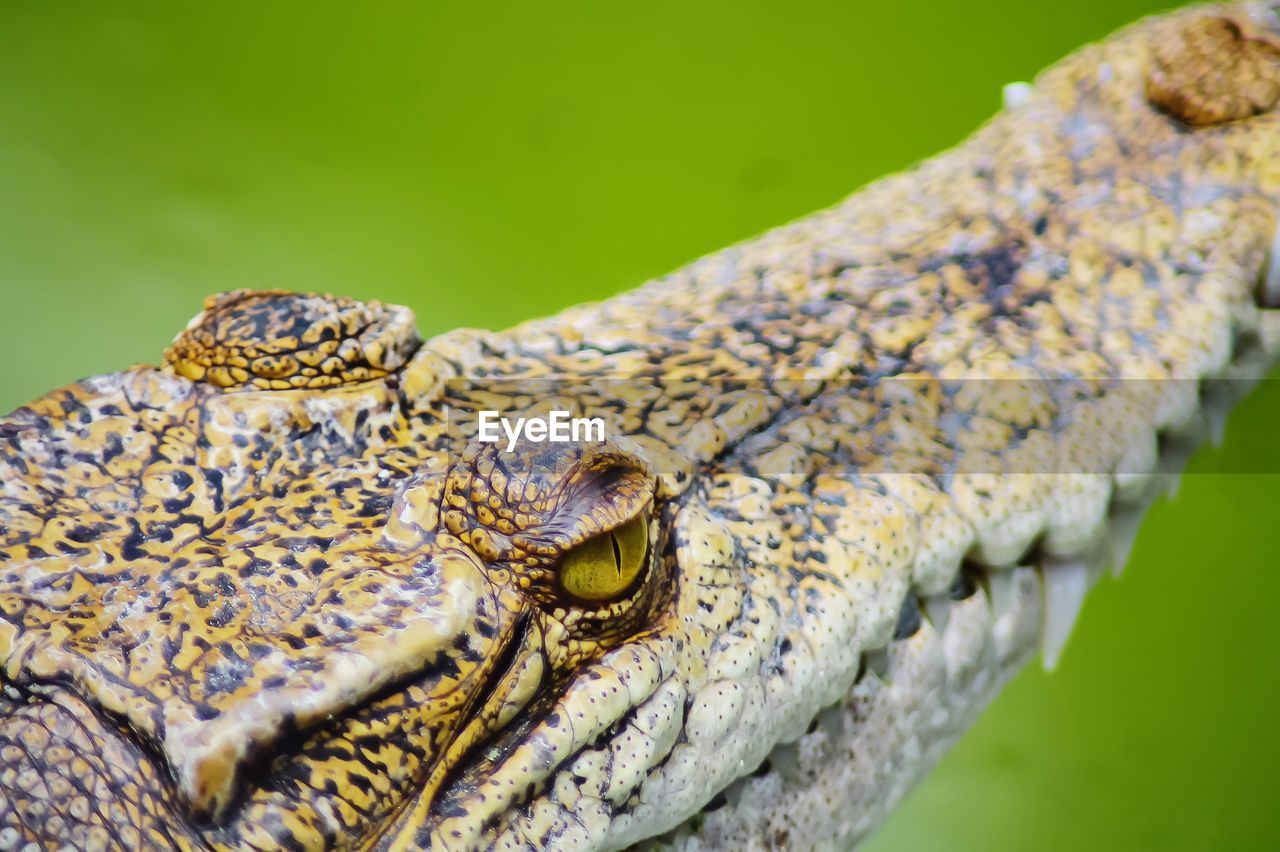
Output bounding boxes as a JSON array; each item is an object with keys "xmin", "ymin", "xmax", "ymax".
[{"xmin": 557, "ymin": 512, "xmax": 649, "ymax": 602}]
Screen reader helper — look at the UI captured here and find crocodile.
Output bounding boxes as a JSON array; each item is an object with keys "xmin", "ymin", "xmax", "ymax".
[{"xmin": 2, "ymin": 3, "xmax": 1279, "ymax": 849}]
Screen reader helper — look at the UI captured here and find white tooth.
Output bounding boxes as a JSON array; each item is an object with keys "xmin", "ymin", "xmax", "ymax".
[
  {"xmin": 1107, "ymin": 508, "xmax": 1145, "ymax": 577},
  {"xmin": 1262, "ymin": 220, "xmax": 1280, "ymax": 309},
  {"xmin": 923, "ymin": 594, "xmax": 952, "ymax": 635},
  {"xmin": 987, "ymin": 568, "xmax": 1015, "ymax": 616},
  {"xmin": 1040, "ymin": 557, "xmax": 1090, "ymax": 671},
  {"xmin": 1156, "ymin": 436, "xmax": 1194, "ymax": 500},
  {"xmin": 1002, "ymin": 81, "xmax": 1033, "ymax": 109}
]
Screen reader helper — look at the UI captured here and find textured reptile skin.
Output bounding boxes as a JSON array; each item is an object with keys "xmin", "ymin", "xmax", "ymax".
[{"xmin": 3, "ymin": 3, "xmax": 1280, "ymax": 849}]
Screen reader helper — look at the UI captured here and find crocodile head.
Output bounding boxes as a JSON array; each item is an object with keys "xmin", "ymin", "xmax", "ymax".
[{"xmin": 3, "ymin": 3, "xmax": 1280, "ymax": 849}]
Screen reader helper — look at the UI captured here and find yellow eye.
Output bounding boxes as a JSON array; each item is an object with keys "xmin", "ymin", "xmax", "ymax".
[{"xmin": 558, "ymin": 513, "xmax": 649, "ymax": 602}]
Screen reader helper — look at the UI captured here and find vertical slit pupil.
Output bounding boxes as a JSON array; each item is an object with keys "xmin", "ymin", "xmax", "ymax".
[{"xmin": 610, "ymin": 533, "xmax": 623, "ymax": 576}]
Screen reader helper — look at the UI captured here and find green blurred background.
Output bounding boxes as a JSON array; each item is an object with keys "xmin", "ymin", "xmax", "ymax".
[{"xmin": 1, "ymin": 2, "xmax": 1277, "ymax": 849}]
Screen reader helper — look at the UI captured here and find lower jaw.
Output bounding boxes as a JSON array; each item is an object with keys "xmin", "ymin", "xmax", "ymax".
[
  {"xmin": 639, "ymin": 375, "xmax": 1246, "ymax": 851},
  {"xmin": 638, "ymin": 554, "xmax": 1041, "ymax": 852}
]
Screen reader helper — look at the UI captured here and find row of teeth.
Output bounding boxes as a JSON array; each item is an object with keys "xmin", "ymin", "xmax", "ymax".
[
  {"xmin": 664, "ymin": 396, "xmax": 1225, "ymax": 846},
  {"xmin": 1032, "ymin": 345, "xmax": 1259, "ymax": 668},
  {"xmin": 706, "ymin": 427, "xmax": 1199, "ymax": 814},
  {"xmin": 891, "ymin": 349, "xmax": 1245, "ymax": 685},
  {"xmin": 1011, "ymin": 411, "xmax": 1214, "ymax": 672},
  {"xmin": 688, "ymin": 316, "xmax": 1260, "ymax": 823}
]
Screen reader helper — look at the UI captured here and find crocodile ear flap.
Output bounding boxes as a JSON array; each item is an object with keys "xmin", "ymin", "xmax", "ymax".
[{"xmin": 535, "ymin": 448, "xmax": 655, "ymax": 549}]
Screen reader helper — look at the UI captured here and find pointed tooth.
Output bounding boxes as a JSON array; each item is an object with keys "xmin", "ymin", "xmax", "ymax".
[
  {"xmin": 1107, "ymin": 508, "xmax": 1145, "ymax": 577},
  {"xmin": 722, "ymin": 775, "xmax": 748, "ymax": 807},
  {"xmin": 987, "ymin": 568, "xmax": 1015, "ymax": 617},
  {"xmin": 1040, "ymin": 557, "xmax": 1090, "ymax": 671},
  {"xmin": 923, "ymin": 594, "xmax": 952, "ymax": 635},
  {"xmin": 1155, "ymin": 435, "xmax": 1193, "ymax": 501},
  {"xmin": 1002, "ymin": 81, "xmax": 1033, "ymax": 109}
]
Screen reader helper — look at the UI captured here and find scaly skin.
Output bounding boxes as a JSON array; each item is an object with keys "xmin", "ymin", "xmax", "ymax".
[{"xmin": 3, "ymin": 3, "xmax": 1280, "ymax": 849}]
